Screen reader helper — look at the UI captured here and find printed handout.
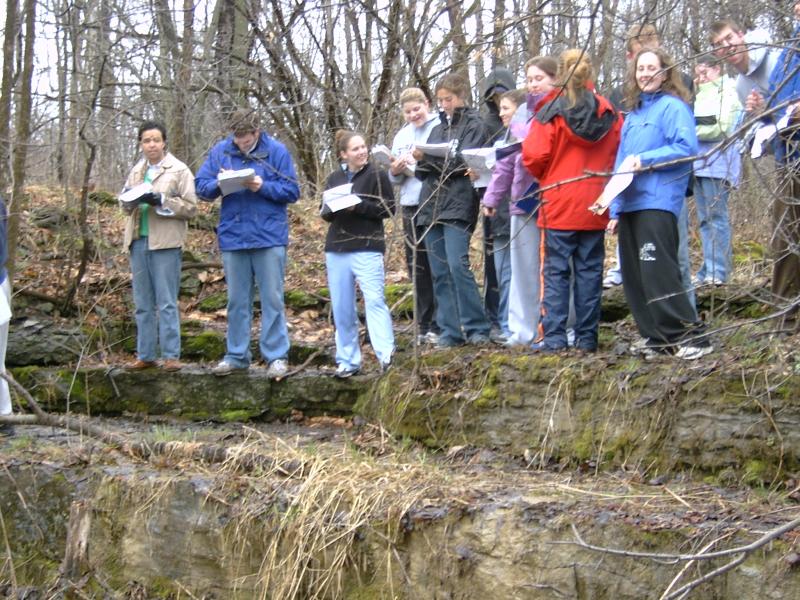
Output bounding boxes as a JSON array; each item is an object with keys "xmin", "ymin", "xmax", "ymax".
[
  {"xmin": 461, "ymin": 147, "xmax": 497, "ymax": 188},
  {"xmin": 322, "ymin": 183, "xmax": 362, "ymax": 212},
  {"xmin": 590, "ymin": 154, "xmax": 636, "ymax": 215},
  {"xmin": 218, "ymin": 168, "xmax": 256, "ymax": 196},
  {"xmin": 119, "ymin": 182, "xmax": 153, "ymax": 205}
]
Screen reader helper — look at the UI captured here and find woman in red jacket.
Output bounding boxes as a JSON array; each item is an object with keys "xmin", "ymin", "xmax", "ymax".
[{"xmin": 522, "ymin": 49, "xmax": 622, "ymax": 352}]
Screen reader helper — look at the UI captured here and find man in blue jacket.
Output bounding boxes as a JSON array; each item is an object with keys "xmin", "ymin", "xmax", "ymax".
[{"xmin": 195, "ymin": 109, "xmax": 300, "ymax": 377}]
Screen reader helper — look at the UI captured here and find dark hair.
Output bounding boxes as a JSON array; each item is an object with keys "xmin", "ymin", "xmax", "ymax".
[
  {"xmin": 501, "ymin": 89, "xmax": 527, "ymax": 107},
  {"xmin": 138, "ymin": 121, "xmax": 167, "ymax": 142},
  {"xmin": 624, "ymin": 47, "xmax": 692, "ymax": 108},
  {"xmin": 434, "ymin": 72, "xmax": 471, "ymax": 103},
  {"xmin": 524, "ymin": 56, "xmax": 558, "ymax": 79},
  {"xmin": 557, "ymin": 49, "xmax": 594, "ymax": 107},
  {"xmin": 334, "ymin": 129, "xmax": 363, "ymax": 156},
  {"xmin": 228, "ymin": 108, "xmax": 260, "ymax": 134}
]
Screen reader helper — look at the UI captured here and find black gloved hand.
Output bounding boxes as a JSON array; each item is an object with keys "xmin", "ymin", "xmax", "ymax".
[{"xmin": 138, "ymin": 192, "xmax": 163, "ymax": 206}]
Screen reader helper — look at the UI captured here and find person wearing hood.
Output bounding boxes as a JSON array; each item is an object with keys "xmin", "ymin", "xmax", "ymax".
[
  {"xmin": 479, "ymin": 67, "xmax": 516, "ymax": 338},
  {"xmin": 413, "ymin": 72, "xmax": 492, "ymax": 347},
  {"xmin": 522, "ymin": 49, "xmax": 622, "ymax": 353},
  {"xmin": 598, "ymin": 48, "xmax": 711, "ymax": 360},
  {"xmin": 388, "ymin": 87, "xmax": 441, "ymax": 345}
]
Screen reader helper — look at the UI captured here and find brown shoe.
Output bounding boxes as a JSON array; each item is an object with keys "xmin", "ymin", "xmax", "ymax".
[
  {"xmin": 126, "ymin": 359, "xmax": 157, "ymax": 370},
  {"xmin": 161, "ymin": 359, "xmax": 183, "ymax": 372}
]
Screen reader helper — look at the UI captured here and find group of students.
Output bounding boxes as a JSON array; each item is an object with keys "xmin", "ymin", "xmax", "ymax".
[
  {"xmin": 363, "ymin": 42, "xmax": 716, "ymax": 363},
  {"xmin": 117, "ymin": 13, "xmax": 800, "ymax": 380}
]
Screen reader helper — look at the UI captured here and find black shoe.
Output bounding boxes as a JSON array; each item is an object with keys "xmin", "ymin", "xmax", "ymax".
[{"xmin": 0, "ymin": 423, "xmax": 15, "ymax": 437}]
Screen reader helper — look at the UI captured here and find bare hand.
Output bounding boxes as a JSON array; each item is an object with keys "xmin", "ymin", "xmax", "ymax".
[
  {"xmin": 390, "ymin": 156, "xmax": 407, "ymax": 176},
  {"xmin": 244, "ymin": 174, "xmax": 263, "ymax": 192},
  {"xmin": 606, "ymin": 218, "xmax": 618, "ymax": 235},
  {"xmin": 411, "ymin": 148, "xmax": 424, "ymax": 161},
  {"xmin": 466, "ymin": 168, "xmax": 477, "ymax": 182},
  {"xmin": 482, "ymin": 205, "xmax": 496, "ymax": 217},
  {"xmin": 745, "ymin": 90, "xmax": 765, "ymax": 114}
]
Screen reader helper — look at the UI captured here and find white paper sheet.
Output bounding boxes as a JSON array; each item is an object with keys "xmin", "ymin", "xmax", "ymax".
[
  {"xmin": 323, "ymin": 183, "xmax": 362, "ymax": 212},
  {"xmin": 750, "ymin": 124, "xmax": 777, "ymax": 159},
  {"xmin": 414, "ymin": 142, "xmax": 451, "ymax": 158},
  {"xmin": 751, "ymin": 104, "xmax": 798, "ymax": 159},
  {"xmin": 0, "ymin": 288, "xmax": 10, "ymax": 326},
  {"xmin": 591, "ymin": 155, "xmax": 637, "ymax": 215},
  {"xmin": 371, "ymin": 144, "xmax": 414, "ymax": 177},
  {"xmin": 119, "ymin": 182, "xmax": 152, "ymax": 204},
  {"xmin": 461, "ymin": 147, "xmax": 496, "ymax": 188},
  {"xmin": 218, "ymin": 168, "xmax": 256, "ymax": 196}
]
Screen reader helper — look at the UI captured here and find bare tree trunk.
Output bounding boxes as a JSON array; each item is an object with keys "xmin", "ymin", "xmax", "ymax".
[
  {"xmin": 527, "ymin": 0, "xmax": 543, "ymax": 56},
  {"xmin": 6, "ymin": 0, "xmax": 35, "ymax": 280},
  {"xmin": 368, "ymin": 0, "xmax": 402, "ymax": 143},
  {"xmin": 172, "ymin": 0, "xmax": 196, "ymax": 161},
  {"xmin": 0, "ymin": 0, "xmax": 18, "ymax": 194},
  {"xmin": 447, "ymin": 0, "xmax": 470, "ymax": 78},
  {"xmin": 491, "ymin": 0, "xmax": 507, "ymax": 67}
]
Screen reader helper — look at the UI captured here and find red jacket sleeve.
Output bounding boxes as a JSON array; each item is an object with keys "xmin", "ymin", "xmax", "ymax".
[{"xmin": 521, "ymin": 120, "xmax": 554, "ymax": 181}]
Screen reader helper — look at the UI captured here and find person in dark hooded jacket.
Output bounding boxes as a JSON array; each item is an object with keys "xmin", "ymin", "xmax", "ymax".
[
  {"xmin": 413, "ymin": 72, "xmax": 491, "ymax": 346},
  {"xmin": 479, "ymin": 67, "xmax": 516, "ymax": 336},
  {"xmin": 522, "ymin": 49, "xmax": 622, "ymax": 352}
]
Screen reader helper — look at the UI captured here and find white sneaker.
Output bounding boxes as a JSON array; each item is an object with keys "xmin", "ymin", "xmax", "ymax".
[
  {"xmin": 676, "ymin": 345, "xmax": 714, "ymax": 360},
  {"xmin": 211, "ymin": 360, "xmax": 247, "ymax": 376},
  {"xmin": 603, "ymin": 274, "xmax": 622, "ymax": 289},
  {"xmin": 266, "ymin": 359, "xmax": 288, "ymax": 379},
  {"xmin": 424, "ymin": 331, "xmax": 440, "ymax": 344},
  {"xmin": 629, "ymin": 336, "xmax": 651, "ymax": 353},
  {"xmin": 334, "ymin": 364, "xmax": 360, "ymax": 378}
]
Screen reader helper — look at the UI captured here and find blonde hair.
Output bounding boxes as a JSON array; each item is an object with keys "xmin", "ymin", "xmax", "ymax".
[
  {"xmin": 557, "ymin": 49, "xmax": 594, "ymax": 107},
  {"xmin": 399, "ymin": 87, "xmax": 429, "ymax": 106}
]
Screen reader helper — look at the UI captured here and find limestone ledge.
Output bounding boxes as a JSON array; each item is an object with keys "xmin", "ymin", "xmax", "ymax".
[{"xmin": 1, "ymin": 459, "xmax": 796, "ymax": 599}]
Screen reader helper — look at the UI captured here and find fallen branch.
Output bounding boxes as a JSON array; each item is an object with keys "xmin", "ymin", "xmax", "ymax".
[
  {"xmin": 559, "ymin": 518, "xmax": 800, "ymax": 562},
  {"xmin": 281, "ymin": 348, "xmax": 326, "ymax": 380}
]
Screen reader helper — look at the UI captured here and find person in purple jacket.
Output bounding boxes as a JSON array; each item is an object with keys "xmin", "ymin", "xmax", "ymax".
[
  {"xmin": 481, "ymin": 88, "xmax": 526, "ymax": 340},
  {"xmin": 483, "ymin": 56, "xmax": 558, "ymax": 346}
]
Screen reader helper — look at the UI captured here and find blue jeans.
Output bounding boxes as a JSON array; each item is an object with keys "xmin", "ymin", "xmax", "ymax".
[
  {"xmin": 694, "ymin": 177, "xmax": 732, "ymax": 282},
  {"xmin": 541, "ymin": 229, "xmax": 604, "ymax": 350},
  {"xmin": 130, "ymin": 238, "xmax": 182, "ymax": 361},
  {"xmin": 326, "ymin": 251, "xmax": 394, "ymax": 369},
  {"xmin": 222, "ymin": 246, "xmax": 290, "ymax": 367},
  {"xmin": 424, "ymin": 223, "xmax": 490, "ymax": 343},
  {"xmin": 492, "ymin": 236, "xmax": 511, "ymax": 336}
]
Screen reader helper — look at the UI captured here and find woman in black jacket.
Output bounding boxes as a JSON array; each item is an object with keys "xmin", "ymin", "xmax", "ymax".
[
  {"xmin": 412, "ymin": 72, "xmax": 492, "ymax": 347},
  {"xmin": 322, "ymin": 130, "xmax": 395, "ymax": 377}
]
